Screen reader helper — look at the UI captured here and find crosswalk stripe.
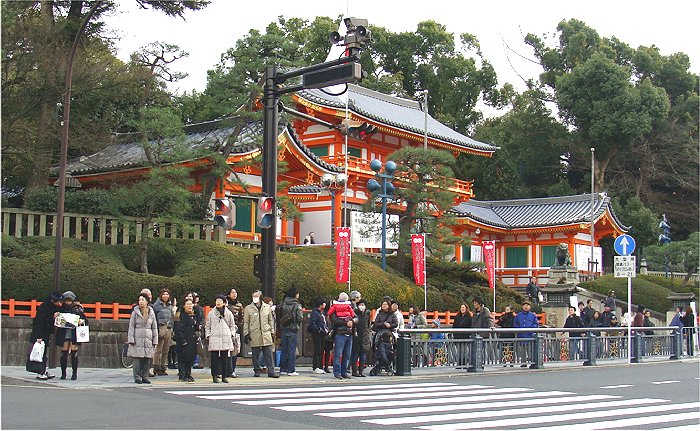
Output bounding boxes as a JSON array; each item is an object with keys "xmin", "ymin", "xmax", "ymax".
[
  {"xmin": 275, "ymin": 388, "xmax": 548, "ymax": 413},
  {"xmin": 364, "ymin": 397, "xmax": 659, "ymax": 426},
  {"xmin": 165, "ymin": 381, "xmax": 454, "ymax": 396},
  {"xmin": 418, "ymin": 402, "xmax": 700, "ymax": 430},
  {"xmin": 193, "ymin": 383, "xmax": 470, "ymax": 400},
  {"xmin": 236, "ymin": 385, "xmax": 528, "ymax": 406},
  {"xmin": 599, "ymin": 384, "xmax": 633, "ymax": 389},
  {"xmin": 522, "ymin": 411, "xmax": 700, "ymax": 431},
  {"xmin": 651, "ymin": 380, "xmax": 681, "ymax": 385},
  {"xmin": 317, "ymin": 391, "xmax": 579, "ymax": 418},
  {"xmin": 634, "ymin": 422, "xmax": 700, "ymax": 431}
]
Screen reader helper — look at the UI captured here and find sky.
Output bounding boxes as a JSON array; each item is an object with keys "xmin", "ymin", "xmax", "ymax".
[{"xmin": 104, "ymin": 0, "xmax": 699, "ymax": 111}]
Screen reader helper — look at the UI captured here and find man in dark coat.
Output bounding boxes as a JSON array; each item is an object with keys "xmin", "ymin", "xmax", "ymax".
[
  {"xmin": 564, "ymin": 305, "xmax": 585, "ymax": 359},
  {"xmin": 278, "ymin": 287, "xmax": 303, "ymax": 376},
  {"xmin": 30, "ymin": 292, "xmax": 63, "ymax": 379},
  {"xmin": 525, "ymin": 277, "xmax": 540, "ymax": 305}
]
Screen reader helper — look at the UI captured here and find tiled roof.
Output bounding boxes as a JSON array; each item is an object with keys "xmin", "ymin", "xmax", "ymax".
[
  {"xmin": 59, "ymin": 118, "xmax": 257, "ymax": 175},
  {"xmin": 297, "ymin": 84, "xmax": 497, "ymax": 153},
  {"xmin": 58, "ymin": 119, "xmax": 344, "ymax": 176},
  {"xmin": 451, "ymin": 193, "xmax": 629, "ymax": 230},
  {"xmin": 284, "ymin": 125, "xmax": 344, "ymax": 173},
  {"xmin": 288, "ymin": 184, "xmax": 323, "ymax": 194}
]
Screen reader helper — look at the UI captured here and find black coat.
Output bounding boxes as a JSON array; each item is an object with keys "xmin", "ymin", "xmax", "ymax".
[
  {"xmin": 30, "ymin": 297, "xmax": 60, "ymax": 343},
  {"xmin": 453, "ymin": 313, "xmax": 472, "ymax": 339},
  {"xmin": 174, "ymin": 311, "xmax": 197, "ymax": 347},
  {"xmin": 371, "ymin": 310, "xmax": 398, "ymax": 332},
  {"xmin": 564, "ymin": 315, "xmax": 585, "ymax": 337},
  {"xmin": 54, "ymin": 303, "xmax": 88, "ymax": 346}
]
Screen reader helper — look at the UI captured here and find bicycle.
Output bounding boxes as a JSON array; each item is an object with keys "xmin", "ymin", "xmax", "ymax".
[{"xmin": 120, "ymin": 341, "xmax": 133, "ymax": 369}]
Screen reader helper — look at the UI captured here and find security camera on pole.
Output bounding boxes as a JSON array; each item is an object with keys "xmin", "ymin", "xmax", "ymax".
[
  {"xmin": 260, "ymin": 18, "xmax": 371, "ymax": 299},
  {"xmin": 614, "ymin": 233, "xmax": 636, "ymax": 364}
]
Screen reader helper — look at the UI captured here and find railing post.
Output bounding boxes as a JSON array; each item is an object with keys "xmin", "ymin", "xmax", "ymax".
[
  {"xmin": 583, "ymin": 332, "xmax": 597, "ymax": 366},
  {"xmin": 631, "ymin": 332, "xmax": 642, "ymax": 363},
  {"xmin": 531, "ymin": 334, "xmax": 544, "ymax": 369},
  {"xmin": 8, "ymin": 298, "xmax": 15, "ymax": 317},
  {"xmin": 467, "ymin": 334, "xmax": 483, "ymax": 373},
  {"xmin": 395, "ymin": 332, "xmax": 412, "ymax": 376},
  {"xmin": 94, "ymin": 302, "xmax": 101, "ymax": 320},
  {"xmin": 670, "ymin": 328, "xmax": 682, "ymax": 360},
  {"xmin": 112, "ymin": 303, "xmax": 120, "ymax": 320}
]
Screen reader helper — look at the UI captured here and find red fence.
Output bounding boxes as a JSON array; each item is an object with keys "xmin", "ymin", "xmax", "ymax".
[{"xmin": 2, "ymin": 299, "xmax": 546, "ymax": 325}]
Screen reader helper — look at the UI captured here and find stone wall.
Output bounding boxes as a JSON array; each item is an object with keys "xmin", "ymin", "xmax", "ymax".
[{"xmin": 1, "ymin": 316, "xmax": 129, "ymax": 368}]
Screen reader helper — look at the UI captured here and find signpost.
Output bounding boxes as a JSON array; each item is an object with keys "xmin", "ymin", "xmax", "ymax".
[{"xmin": 613, "ymin": 234, "xmax": 636, "ymax": 364}]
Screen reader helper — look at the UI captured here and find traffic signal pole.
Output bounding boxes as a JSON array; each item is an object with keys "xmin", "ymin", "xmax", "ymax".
[{"xmin": 261, "ymin": 64, "xmax": 279, "ymax": 299}]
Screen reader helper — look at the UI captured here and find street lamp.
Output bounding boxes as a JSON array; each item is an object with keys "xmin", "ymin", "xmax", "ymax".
[
  {"xmin": 366, "ymin": 159, "xmax": 396, "ymax": 271},
  {"xmin": 320, "ymin": 173, "xmax": 348, "ymax": 247}
]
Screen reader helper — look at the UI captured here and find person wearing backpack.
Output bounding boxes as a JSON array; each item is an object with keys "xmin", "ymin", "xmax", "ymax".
[{"xmin": 278, "ymin": 287, "xmax": 303, "ymax": 376}]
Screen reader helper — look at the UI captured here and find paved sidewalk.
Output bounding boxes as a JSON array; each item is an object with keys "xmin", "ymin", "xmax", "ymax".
[{"xmin": 3, "ymin": 357, "xmax": 691, "ymax": 390}]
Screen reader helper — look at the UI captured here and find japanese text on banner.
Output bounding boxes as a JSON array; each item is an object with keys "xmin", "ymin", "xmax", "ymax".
[
  {"xmin": 411, "ymin": 234, "xmax": 426, "ymax": 285},
  {"xmin": 482, "ymin": 241, "xmax": 496, "ymax": 290},
  {"xmin": 335, "ymin": 227, "xmax": 351, "ymax": 283}
]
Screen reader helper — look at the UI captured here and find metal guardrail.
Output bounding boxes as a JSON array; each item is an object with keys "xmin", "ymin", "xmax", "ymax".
[{"xmin": 395, "ymin": 326, "xmax": 699, "ymax": 375}]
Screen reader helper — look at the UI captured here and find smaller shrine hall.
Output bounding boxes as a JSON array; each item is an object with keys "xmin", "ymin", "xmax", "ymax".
[{"xmin": 56, "ymin": 83, "xmax": 627, "ymax": 285}]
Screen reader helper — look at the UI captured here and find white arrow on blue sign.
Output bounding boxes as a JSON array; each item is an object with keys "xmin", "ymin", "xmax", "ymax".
[{"xmin": 614, "ymin": 234, "xmax": 636, "ymax": 256}]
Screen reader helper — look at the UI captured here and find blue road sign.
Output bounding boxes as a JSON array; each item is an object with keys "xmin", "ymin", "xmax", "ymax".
[{"xmin": 614, "ymin": 234, "xmax": 636, "ymax": 256}]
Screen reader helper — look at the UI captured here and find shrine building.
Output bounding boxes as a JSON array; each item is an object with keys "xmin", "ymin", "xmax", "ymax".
[{"xmin": 57, "ymin": 84, "xmax": 627, "ymax": 286}]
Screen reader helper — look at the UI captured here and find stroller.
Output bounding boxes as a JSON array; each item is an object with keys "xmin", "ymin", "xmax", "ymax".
[{"xmin": 369, "ymin": 328, "xmax": 396, "ymax": 376}]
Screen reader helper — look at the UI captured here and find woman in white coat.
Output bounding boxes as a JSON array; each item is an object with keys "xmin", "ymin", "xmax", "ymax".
[{"xmin": 206, "ymin": 294, "xmax": 236, "ymax": 383}]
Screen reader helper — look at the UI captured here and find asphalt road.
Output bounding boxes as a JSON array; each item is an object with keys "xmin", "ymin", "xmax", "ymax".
[{"xmin": 2, "ymin": 360, "xmax": 698, "ymax": 430}]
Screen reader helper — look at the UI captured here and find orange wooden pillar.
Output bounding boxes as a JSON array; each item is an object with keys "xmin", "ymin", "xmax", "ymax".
[
  {"xmin": 454, "ymin": 244, "xmax": 462, "ymax": 263},
  {"xmin": 293, "ymin": 218, "xmax": 301, "ymax": 245},
  {"xmin": 281, "ymin": 218, "xmax": 289, "ymax": 243},
  {"xmin": 333, "ymin": 191, "xmax": 342, "ymax": 235}
]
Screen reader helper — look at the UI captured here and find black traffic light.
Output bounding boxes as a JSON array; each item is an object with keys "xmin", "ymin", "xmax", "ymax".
[
  {"xmin": 256, "ymin": 197, "xmax": 275, "ymax": 229},
  {"xmin": 214, "ymin": 198, "xmax": 236, "ymax": 230},
  {"xmin": 253, "ymin": 253, "xmax": 262, "ymax": 279}
]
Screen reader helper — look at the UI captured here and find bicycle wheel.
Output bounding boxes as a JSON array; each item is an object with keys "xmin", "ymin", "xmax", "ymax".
[{"xmin": 121, "ymin": 343, "xmax": 133, "ymax": 369}]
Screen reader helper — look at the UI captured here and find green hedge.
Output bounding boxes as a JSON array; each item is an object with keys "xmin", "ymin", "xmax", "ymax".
[
  {"xmin": 1, "ymin": 235, "xmax": 526, "ymax": 311},
  {"xmin": 579, "ymin": 275, "xmax": 700, "ymax": 312}
]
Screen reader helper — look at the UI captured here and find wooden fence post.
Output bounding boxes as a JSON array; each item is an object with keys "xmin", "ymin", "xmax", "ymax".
[
  {"xmin": 8, "ymin": 299, "xmax": 15, "ymax": 317},
  {"xmin": 94, "ymin": 302, "xmax": 101, "ymax": 320}
]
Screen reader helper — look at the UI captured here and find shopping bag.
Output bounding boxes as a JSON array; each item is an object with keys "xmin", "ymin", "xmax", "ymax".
[
  {"xmin": 231, "ymin": 333, "xmax": 241, "ymax": 356},
  {"xmin": 26, "ymin": 356, "xmax": 46, "ymax": 374},
  {"xmin": 75, "ymin": 325, "xmax": 90, "ymax": 342},
  {"xmin": 54, "ymin": 312, "xmax": 80, "ymax": 328},
  {"xmin": 29, "ymin": 340, "xmax": 45, "ymax": 362}
]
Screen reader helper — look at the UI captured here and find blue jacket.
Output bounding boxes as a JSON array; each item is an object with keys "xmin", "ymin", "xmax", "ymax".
[
  {"xmin": 670, "ymin": 313, "xmax": 683, "ymax": 330},
  {"xmin": 308, "ymin": 308, "xmax": 328, "ymax": 335},
  {"xmin": 514, "ymin": 311, "xmax": 539, "ymax": 338}
]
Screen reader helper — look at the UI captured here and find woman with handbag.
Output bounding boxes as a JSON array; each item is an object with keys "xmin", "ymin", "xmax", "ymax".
[
  {"xmin": 206, "ymin": 295, "xmax": 236, "ymax": 383},
  {"xmin": 55, "ymin": 291, "xmax": 88, "ymax": 380},
  {"xmin": 127, "ymin": 293, "xmax": 158, "ymax": 384},
  {"xmin": 174, "ymin": 297, "xmax": 197, "ymax": 382},
  {"xmin": 308, "ymin": 297, "xmax": 328, "ymax": 374}
]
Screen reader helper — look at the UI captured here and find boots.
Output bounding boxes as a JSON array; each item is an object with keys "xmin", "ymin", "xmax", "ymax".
[
  {"xmin": 351, "ymin": 363, "xmax": 360, "ymax": 377},
  {"xmin": 358, "ymin": 358, "xmax": 367, "ymax": 377},
  {"xmin": 70, "ymin": 352, "xmax": 78, "ymax": 380},
  {"xmin": 60, "ymin": 351, "xmax": 68, "ymax": 380}
]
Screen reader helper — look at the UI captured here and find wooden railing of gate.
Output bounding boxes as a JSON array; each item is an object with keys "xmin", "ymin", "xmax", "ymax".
[{"xmin": 1, "ymin": 208, "xmax": 221, "ymax": 245}]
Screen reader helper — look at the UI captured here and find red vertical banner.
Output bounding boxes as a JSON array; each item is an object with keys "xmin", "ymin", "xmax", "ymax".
[
  {"xmin": 411, "ymin": 234, "xmax": 426, "ymax": 285},
  {"xmin": 336, "ymin": 227, "xmax": 351, "ymax": 283},
  {"xmin": 482, "ymin": 240, "xmax": 496, "ymax": 290}
]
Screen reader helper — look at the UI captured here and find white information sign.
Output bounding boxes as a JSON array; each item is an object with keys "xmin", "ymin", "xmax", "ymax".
[{"xmin": 614, "ymin": 255, "xmax": 636, "ymax": 278}]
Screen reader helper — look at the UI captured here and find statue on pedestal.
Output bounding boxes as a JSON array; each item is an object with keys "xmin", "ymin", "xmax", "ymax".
[{"xmin": 554, "ymin": 243, "xmax": 573, "ymax": 268}]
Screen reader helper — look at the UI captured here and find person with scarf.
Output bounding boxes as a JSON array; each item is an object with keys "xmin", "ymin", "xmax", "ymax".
[
  {"xmin": 127, "ymin": 293, "xmax": 158, "ymax": 384},
  {"xmin": 174, "ymin": 296, "xmax": 197, "ymax": 382}
]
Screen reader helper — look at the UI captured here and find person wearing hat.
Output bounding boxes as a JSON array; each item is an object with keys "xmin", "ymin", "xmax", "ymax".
[
  {"xmin": 601, "ymin": 303, "xmax": 615, "ymax": 328},
  {"xmin": 54, "ymin": 291, "xmax": 88, "ymax": 380},
  {"xmin": 513, "ymin": 300, "xmax": 539, "ymax": 367},
  {"xmin": 29, "ymin": 292, "xmax": 63, "ymax": 380},
  {"xmin": 206, "ymin": 294, "xmax": 236, "ymax": 383},
  {"xmin": 278, "ymin": 286, "xmax": 303, "ymax": 376},
  {"xmin": 151, "ymin": 288, "xmax": 174, "ymax": 376}
]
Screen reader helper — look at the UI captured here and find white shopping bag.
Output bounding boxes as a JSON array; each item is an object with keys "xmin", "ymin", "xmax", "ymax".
[
  {"xmin": 54, "ymin": 312, "xmax": 81, "ymax": 328},
  {"xmin": 29, "ymin": 340, "xmax": 45, "ymax": 362},
  {"xmin": 76, "ymin": 326, "xmax": 90, "ymax": 343}
]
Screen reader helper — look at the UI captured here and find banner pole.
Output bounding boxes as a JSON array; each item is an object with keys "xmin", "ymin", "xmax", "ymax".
[
  {"xmin": 347, "ymin": 227, "xmax": 352, "ymax": 292},
  {"xmin": 423, "ymin": 233, "xmax": 427, "ymax": 311},
  {"xmin": 493, "ymin": 240, "xmax": 497, "ymax": 312}
]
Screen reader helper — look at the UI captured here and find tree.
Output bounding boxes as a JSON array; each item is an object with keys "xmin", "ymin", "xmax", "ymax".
[
  {"xmin": 379, "ymin": 147, "xmax": 465, "ymax": 274},
  {"xmin": 644, "ymin": 232, "xmax": 699, "ymax": 284},
  {"xmin": 0, "ymin": 1, "xmax": 208, "ymax": 192},
  {"xmin": 611, "ymin": 196, "xmax": 658, "ymax": 250},
  {"xmin": 110, "ymin": 107, "xmax": 195, "ymax": 274},
  {"xmin": 468, "ymin": 89, "xmax": 569, "ymax": 198}
]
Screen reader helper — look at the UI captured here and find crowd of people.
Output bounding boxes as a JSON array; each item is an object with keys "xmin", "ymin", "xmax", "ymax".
[{"xmin": 28, "ymin": 287, "xmax": 697, "ymax": 382}]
